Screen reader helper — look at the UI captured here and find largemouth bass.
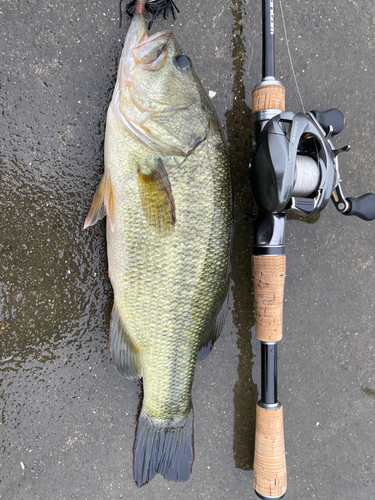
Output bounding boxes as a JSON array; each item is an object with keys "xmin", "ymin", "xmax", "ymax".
[{"xmin": 85, "ymin": 14, "xmax": 232, "ymax": 486}]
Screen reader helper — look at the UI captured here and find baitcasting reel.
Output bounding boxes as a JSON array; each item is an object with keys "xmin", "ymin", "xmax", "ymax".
[{"xmin": 250, "ymin": 108, "xmax": 375, "ymax": 221}]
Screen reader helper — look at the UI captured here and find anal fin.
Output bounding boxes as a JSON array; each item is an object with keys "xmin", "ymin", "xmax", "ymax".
[{"xmin": 109, "ymin": 304, "xmax": 142, "ymax": 379}]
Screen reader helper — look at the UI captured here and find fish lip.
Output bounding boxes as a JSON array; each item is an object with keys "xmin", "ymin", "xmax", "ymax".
[
  {"xmin": 126, "ymin": 14, "xmax": 148, "ymax": 50},
  {"xmin": 117, "ymin": 15, "xmax": 148, "ymax": 81},
  {"xmin": 135, "ymin": 29, "xmax": 174, "ymax": 48}
]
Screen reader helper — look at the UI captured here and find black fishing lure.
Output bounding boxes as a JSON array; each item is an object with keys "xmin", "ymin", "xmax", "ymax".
[{"xmin": 119, "ymin": 0, "xmax": 180, "ymax": 30}]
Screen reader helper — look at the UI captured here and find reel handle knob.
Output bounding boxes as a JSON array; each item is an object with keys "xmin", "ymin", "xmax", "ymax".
[
  {"xmin": 311, "ymin": 109, "xmax": 344, "ymax": 136},
  {"xmin": 344, "ymin": 193, "xmax": 375, "ymax": 221}
]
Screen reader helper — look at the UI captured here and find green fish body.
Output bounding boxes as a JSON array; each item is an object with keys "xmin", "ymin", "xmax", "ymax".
[{"xmin": 85, "ymin": 15, "xmax": 232, "ymax": 486}]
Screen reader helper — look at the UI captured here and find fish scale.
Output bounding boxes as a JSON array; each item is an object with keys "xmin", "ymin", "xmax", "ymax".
[{"xmin": 115, "ymin": 131, "xmax": 228, "ymax": 448}]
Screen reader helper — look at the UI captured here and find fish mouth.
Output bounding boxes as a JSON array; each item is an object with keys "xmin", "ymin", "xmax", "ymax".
[
  {"xmin": 133, "ymin": 27, "xmax": 174, "ymax": 70},
  {"xmin": 132, "ymin": 12, "xmax": 173, "ymax": 47},
  {"xmin": 120, "ymin": 15, "xmax": 174, "ymax": 72},
  {"xmin": 117, "ymin": 15, "xmax": 174, "ymax": 91}
]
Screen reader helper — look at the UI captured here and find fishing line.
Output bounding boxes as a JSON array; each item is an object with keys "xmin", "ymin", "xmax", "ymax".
[{"xmin": 278, "ymin": 0, "xmax": 305, "ymax": 113}]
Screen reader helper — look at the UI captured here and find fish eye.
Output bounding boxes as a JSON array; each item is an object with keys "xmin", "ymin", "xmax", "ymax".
[{"xmin": 174, "ymin": 55, "xmax": 191, "ymax": 69}]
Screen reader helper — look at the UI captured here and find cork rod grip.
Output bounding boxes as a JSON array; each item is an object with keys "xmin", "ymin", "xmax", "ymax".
[
  {"xmin": 252, "ymin": 84, "xmax": 286, "ymax": 114},
  {"xmin": 252, "ymin": 255, "xmax": 286, "ymax": 342},
  {"xmin": 253, "ymin": 404, "xmax": 287, "ymax": 498}
]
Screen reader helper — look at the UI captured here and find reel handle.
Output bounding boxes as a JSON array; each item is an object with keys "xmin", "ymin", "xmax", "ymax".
[
  {"xmin": 345, "ymin": 193, "xmax": 375, "ymax": 221},
  {"xmin": 310, "ymin": 109, "xmax": 344, "ymax": 136}
]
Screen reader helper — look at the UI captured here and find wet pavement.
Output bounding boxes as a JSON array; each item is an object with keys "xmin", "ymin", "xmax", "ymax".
[{"xmin": 1, "ymin": 0, "xmax": 375, "ymax": 498}]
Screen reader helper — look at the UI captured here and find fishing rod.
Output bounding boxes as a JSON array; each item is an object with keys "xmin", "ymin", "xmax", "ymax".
[{"xmin": 249, "ymin": 1, "xmax": 375, "ymax": 498}]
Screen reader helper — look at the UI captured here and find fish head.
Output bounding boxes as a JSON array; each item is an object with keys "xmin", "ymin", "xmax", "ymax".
[{"xmin": 115, "ymin": 15, "xmax": 214, "ymax": 156}]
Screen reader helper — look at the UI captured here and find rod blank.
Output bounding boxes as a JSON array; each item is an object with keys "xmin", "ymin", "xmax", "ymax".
[
  {"xmin": 261, "ymin": 343, "xmax": 278, "ymax": 406},
  {"xmin": 262, "ymin": 0, "xmax": 276, "ymax": 78}
]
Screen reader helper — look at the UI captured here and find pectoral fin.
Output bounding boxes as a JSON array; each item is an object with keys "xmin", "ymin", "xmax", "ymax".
[
  {"xmin": 84, "ymin": 172, "xmax": 115, "ymax": 231},
  {"xmin": 138, "ymin": 159, "xmax": 176, "ymax": 235}
]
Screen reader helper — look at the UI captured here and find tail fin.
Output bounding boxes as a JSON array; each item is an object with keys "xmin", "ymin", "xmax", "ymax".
[{"xmin": 133, "ymin": 407, "xmax": 194, "ymax": 486}]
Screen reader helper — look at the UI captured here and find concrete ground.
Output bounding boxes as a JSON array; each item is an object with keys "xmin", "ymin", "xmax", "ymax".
[{"xmin": 1, "ymin": 0, "xmax": 375, "ymax": 498}]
